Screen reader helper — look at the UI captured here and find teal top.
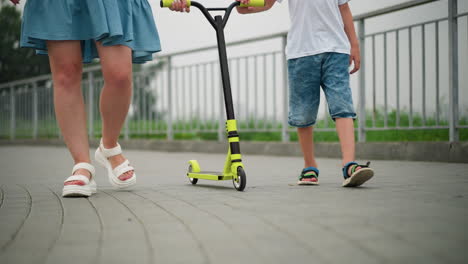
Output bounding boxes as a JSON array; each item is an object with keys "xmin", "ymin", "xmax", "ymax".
[{"xmin": 20, "ymin": 0, "xmax": 161, "ymax": 64}]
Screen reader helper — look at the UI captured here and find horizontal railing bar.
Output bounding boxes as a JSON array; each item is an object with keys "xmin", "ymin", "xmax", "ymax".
[
  {"xmin": 366, "ymin": 126, "xmax": 450, "ymax": 131},
  {"xmin": 0, "ymin": 65, "xmax": 102, "ymax": 90},
  {"xmin": 228, "ymin": 51, "xmax": 282, "ymax": 61},
  {"xmin": 456, "ymin": 11, "xmax": 468, "ymax": 18},
  {"xmin": 353, "ymin": 0, "xmax": 438, "ymax": 21},
  {"xmin": 158, "ymin": 32, "xmax": 288, "ymax": 58},
  {"xmin": 365, "ymin": 17, "xmax": 447, "ymax": 37},
  {"xmin": 287, "ymin": 128, "xmax": 340, "ymax": 132},
  {"xmin": 170, "ymin": 51, "xmax": 282, "ymax": 69}
]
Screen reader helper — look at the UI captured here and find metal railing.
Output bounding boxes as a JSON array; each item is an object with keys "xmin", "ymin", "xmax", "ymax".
[{"xmin": 0, "ymin": 0, "xmax": 466, "ymax": 142}]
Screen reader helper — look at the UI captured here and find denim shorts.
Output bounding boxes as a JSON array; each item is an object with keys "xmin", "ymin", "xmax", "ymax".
[{"xmin": 287, "ymin": 52, "xmax": 357, "ymax": 127}]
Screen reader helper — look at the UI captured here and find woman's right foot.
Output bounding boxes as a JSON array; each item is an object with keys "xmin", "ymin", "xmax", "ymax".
[
  {"xmin": 64, "ymin": 168, "xmax": 92, "ymax": 186},
  {"xmin": 62, "ymin": 163, "xmax": 97, "ymax": 197}
]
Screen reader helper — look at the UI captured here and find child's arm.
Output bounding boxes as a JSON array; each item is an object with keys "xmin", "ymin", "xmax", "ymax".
[
  {"xmin": 236, "ymin": 0, "xmax": 277, "ymax": 14},
  {"xmin": 339, "ymin": 3, "xmax": 360, "ymax": 74}
]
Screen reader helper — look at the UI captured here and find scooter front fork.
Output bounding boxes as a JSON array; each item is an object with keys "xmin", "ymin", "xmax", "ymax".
[{"xmin": 223, "ymin": 119, "xmax": 243, "ymax": 176}]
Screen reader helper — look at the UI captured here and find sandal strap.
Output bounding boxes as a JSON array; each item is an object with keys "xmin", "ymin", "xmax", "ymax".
[
  {"xmin": 100, "ymin": 139, "xmax": 122, "ymax": 158},
  {"xmin": 72, "ymin": 162, "xmax": 95, "ymax": 178},
  {"xmin": 112, "ymin": 160, "xmax": 135, "ymax": 177},
  {"xmin": 300, "ymin": 166, "xmax": 319, "ymax": 180},
  {"xmin": 64, "ymin": 175, "xmax": 90, "ymax": 184},
  {"xmin": 342, "ymin": 161, "xmax": 371, "ymax": 179}
]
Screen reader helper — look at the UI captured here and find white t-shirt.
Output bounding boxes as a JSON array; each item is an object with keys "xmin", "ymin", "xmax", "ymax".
[{"xmin": 277, "ymin": 0, "xmax": 351, "ymax": 60}]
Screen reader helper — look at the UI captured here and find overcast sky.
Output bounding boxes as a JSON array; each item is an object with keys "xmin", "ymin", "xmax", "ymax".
[
  {"xmin": 153, "ymin": 0, "xmax": 452, "ymax": 54},
  {"xmin": 14, "ymin": 0, "xmax": 463, "ymax": 54},
  {"xmin": 11, "ymin": 0, "xmax": 468, "ymax": 117},
  {"xmin": 12, "ymin": 0, "xmax": 467, "ymax": 55}
]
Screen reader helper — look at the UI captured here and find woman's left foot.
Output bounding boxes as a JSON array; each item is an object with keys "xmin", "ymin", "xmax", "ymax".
[
  {"xmin": 342, "ymin": 161, "xmax": 374, "ymax": 187},
  {"xmin": 95, "ymin": 139, "xmax": 136, "ymax": 189},
  {"xmin": 108, "ymin": 154, "xmax": 134, "ymax": 181}
]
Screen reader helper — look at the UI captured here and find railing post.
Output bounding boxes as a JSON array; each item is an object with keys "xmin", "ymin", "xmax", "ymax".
[
  {"xmin": 281, "ymin": 35, "xmax": 290, "ymax": 142},
  {"xmin": 358, "ymin": 19, "xmax": 367, "ymax": 142},
  {"xmin": 87, "ymin": 72, "xmax": 94, "ymax": 139},
  {"xmin": 9, "ymin": 85, "xmax": 15, "ymax": 140},
  {"xmin": 448, "ymin": 0, "xmax": 459, "ymax": 142},
  {"xmin": 32, "ymin": 82, "xmax": 38, "ymax": 139},
  {"xmin": 167, "ymin": 56, "xmax": 174, "ymax": 140}
]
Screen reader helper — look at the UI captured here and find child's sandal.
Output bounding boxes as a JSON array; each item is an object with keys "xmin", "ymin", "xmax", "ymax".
[
  {"xmin": 95, "ymin": 139, "xmax": 136, "ymax": 189},
  {"xmin": 342, "ymin": 161, "xmax": 374, "ymax": 187},
  {"xmin": 62, "ymin": 162, "xmax": 97, "ymax": 197},
  {"xmin": 298, "ymin": 166, "xmax": 319, "ymax": 185}
]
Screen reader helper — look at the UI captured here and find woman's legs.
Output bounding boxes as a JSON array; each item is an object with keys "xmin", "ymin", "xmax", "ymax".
[
  {"xmin": 47, "ymin": 41, "xmax": 91, "ymax": 183},
  {"xmin": 95, "ymin": 42, "xmax": 134, "ymax": 181}
]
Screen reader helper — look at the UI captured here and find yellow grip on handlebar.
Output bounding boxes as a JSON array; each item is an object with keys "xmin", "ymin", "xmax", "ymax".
[
  {"xmin": 160, "ymin": 0, "xmax": 191, "ymax": 8},
  {"xmin": 240, "ymin": 0, "xmax": 265, "ymax": 7}
]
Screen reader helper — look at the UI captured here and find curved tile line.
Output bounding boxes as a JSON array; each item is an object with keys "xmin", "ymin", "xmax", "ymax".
[
  {"xmin": 101, "ymin": 191, "xmax": 155, "ymax": 264},
  {"xmin": 131, "ymin": 191, "xmax": 211, "ymax": 264},
  {"xmin": 87, "ymin": 197, "xmax": 104, "ymax": 264},
  {"xmin": 155, "ymin": 188, "xmax": 270, "ymax": 263},
  {"xmin": 0, "ymin": 184, "xmax": 33, "ymax": 252},
  {"xmin": 223, "ymin": 194, "xmax": 384, "ymax": 263},
  {"xmin": 43, "ymin": 186, "xmax": 65, "ymax": 263}
]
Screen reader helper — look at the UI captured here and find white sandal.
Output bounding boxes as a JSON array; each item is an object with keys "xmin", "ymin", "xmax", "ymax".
[
  {"xmin": 62, "ymin": 163, "xmax": 97, "ymax": 197},
  {"xmin": 95, "ymin": 139, "xmax": 136, "ymax": 189}
]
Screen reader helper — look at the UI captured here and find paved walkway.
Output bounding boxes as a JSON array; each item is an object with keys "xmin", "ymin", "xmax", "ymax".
[{"xmin": 0, "ymin": 145, "xmax": 467, "ymax": 264}]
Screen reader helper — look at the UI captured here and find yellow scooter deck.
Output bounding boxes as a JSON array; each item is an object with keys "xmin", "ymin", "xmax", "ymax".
[{"xmin": 188, "ymin": 171, "xmax": 234, "ymax": 181}]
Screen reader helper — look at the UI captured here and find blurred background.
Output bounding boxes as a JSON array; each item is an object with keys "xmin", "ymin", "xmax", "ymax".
[{"xmin": 0, "ymin": 0, "xmax": 467, "ymax": 143}]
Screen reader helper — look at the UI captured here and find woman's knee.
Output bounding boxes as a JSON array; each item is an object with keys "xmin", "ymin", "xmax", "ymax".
[
  {"xmin": 104, "ymin": 68, "xmax": 132, "ymax": 90},
  {"xmin": 52, "ymin": 62, "xmax": 82, "ymax": 91}
]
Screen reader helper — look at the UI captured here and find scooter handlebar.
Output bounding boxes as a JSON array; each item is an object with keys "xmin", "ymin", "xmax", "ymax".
[
  {"xmin": 160, "ymin": 0, "xmax": 190, "ymax": 8},
  {"xmin": 160, "ymin": 0, "xmax": 265, "ymax": 8}
]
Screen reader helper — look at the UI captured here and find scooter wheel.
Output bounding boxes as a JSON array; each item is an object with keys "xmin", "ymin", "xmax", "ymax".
[
  {"xmin": 188, "ymin": 165, "xmax": 198, "ymax": 185},
  {"xmin": 233, "ymin": 167, "xmax": 246, "ymax": 191}
]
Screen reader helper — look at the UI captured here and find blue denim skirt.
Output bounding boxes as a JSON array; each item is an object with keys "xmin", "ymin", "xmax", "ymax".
[{"xmin": 20, "ymin": 0, "xmax": 161, "ymax": 64}]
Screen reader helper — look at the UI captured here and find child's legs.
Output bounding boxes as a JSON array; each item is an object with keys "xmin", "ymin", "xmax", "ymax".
[
  {"xmin": 288, "ymin": 56, "xmax": 322, "ymax": 168},
  {"xmin": 47, "ymin": 41, "xmax": 90, "ymax": 170},
  {"xmin": 95, "ymin": 42, "xmax": 132, "ymax": 148},
  {"xmin": 320, "ymin": 53, "xmax": 357, "ymax": 166},
  {"xmin": 297, "ymin": 126, "xmax": 318, "ymax": 168},
  {"xmin": 335, "ymin": 118, "xmax": 355, "ymax": 165}
]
